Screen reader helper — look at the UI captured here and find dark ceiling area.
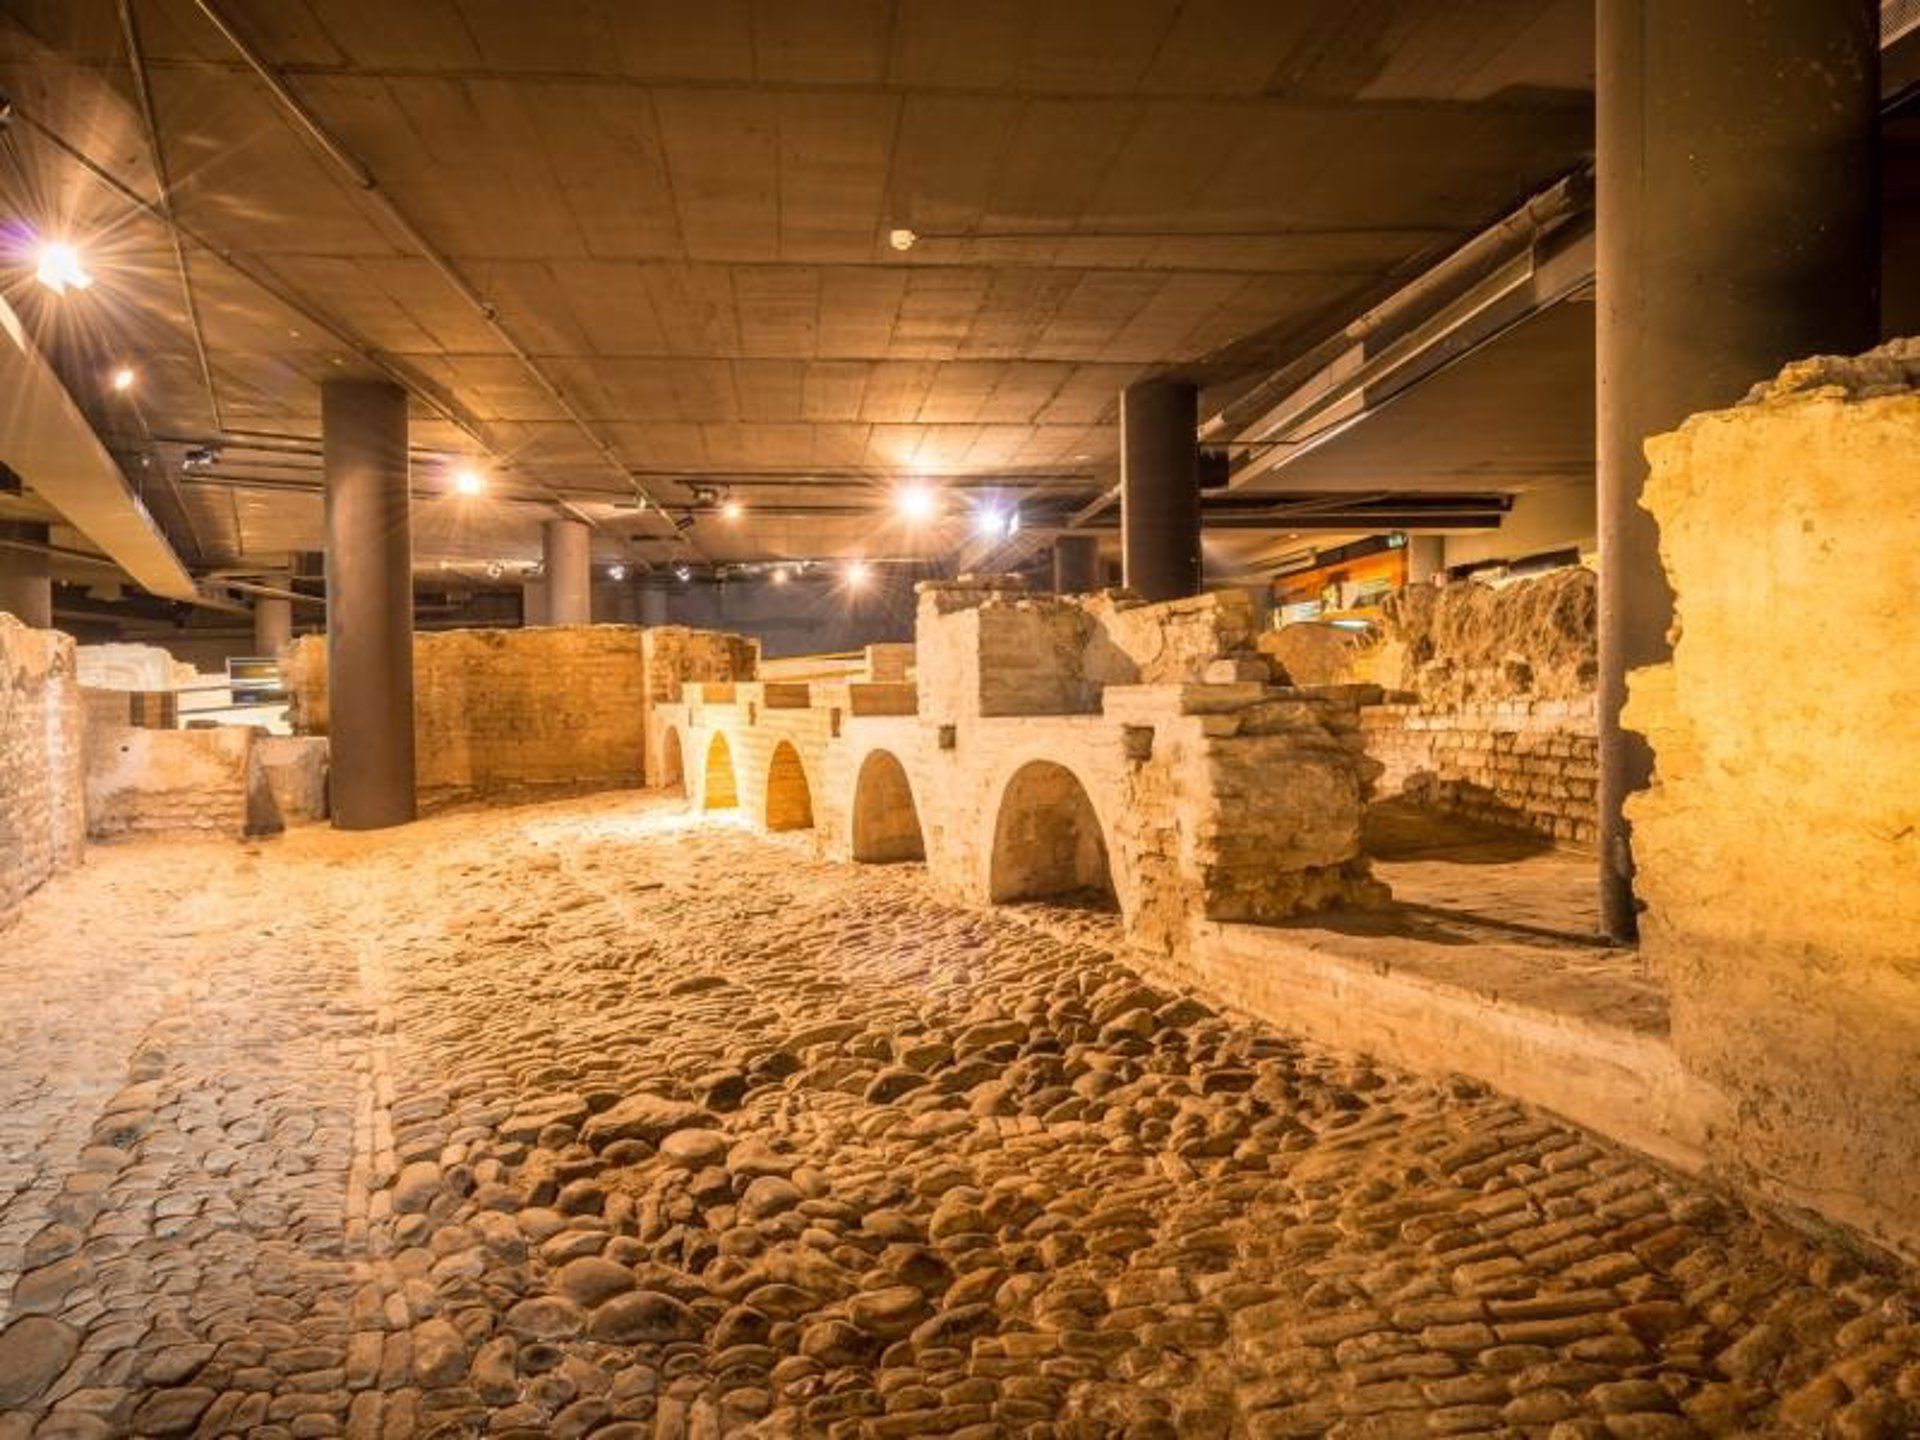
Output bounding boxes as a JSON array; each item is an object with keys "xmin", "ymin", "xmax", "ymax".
[
  {"xmin": 0, "ymin": 0, "xmax": 1601, "ymax": 590},
  {"xmin": 1, "ymin": 1, "xmax": 1912, "ymax": 605}
]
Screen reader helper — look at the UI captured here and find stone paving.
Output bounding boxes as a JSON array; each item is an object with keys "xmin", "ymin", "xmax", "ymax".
[{"xmin": 2, "ymin": 792, "xmax": 1918, "ymax": 1439}]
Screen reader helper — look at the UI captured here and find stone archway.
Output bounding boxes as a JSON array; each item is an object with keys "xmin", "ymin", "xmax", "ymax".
[
  {"xmin": 659, "ymin": 726, "xmax": 685, "ymax": 793},
  {"xmin": 851, "ymin": 749, "xmax": 926, "ymax": 863},
  {"xmin": 704, "ymin": 732, "xmax": 738, "ymax": 811},
  {"xmin": 989, "ymin": 760, "xmax": 1114, "ymax": 905},
  {"xmin": 765, "ymin": 740, "xmax": 814, "ymax": 831}
]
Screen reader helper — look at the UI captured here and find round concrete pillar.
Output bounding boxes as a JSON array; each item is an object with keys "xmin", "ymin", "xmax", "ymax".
[
  {"xmin": 1596, "ymin": 0, "xmax": 1879, "ymax": 938},
  {"xmin": 323, "ymin": 379, "xmax": 416, "ymax": 831},
  {"xmin": 543, "ymin": 518, "xmax": 591, "ymax": 625},
  {"xmin": 0, "ymin": 521, "xmax": 53, "ymax": 628},
  {"xmin": 639, "ymin": 586, "xmax": 669, "ymax": 626},
  {"xmin": 1120, "ymin": 378, "xmax": 1201, "ymax": 602},
  {"xmin": 254, "ymin": 593, "xmax": 293, "ymax": 657},
  {"xmin": 1052, "ymin": 534, "xmax": 1101, "ymax": 594}
]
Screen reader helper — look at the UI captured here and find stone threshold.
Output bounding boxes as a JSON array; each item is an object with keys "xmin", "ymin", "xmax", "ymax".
[{"xmin": 1151, "ymin": 917, "xmax": 1724, "ymax": 1181}]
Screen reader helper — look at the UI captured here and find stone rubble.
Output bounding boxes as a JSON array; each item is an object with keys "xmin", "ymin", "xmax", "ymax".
[{"xmin": 1, "ymin": 792, "xmax": 1917, "ymax": 1438}]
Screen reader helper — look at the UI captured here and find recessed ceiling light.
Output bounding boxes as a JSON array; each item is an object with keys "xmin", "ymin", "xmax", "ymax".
[
  {"xmin": 894, "ymin": 483, "xmax": 937, "ymax": 524},
  {"xmin": 888, "ymin": 228, "xmax": 917, "ymax": 252},
  {"xmin": 453, "ymin": 467, "xmax": 486, "ymax": 496},
  {"xmin": 111, "ymin": 366, "xmax": 136, "ymax": 392},
  {"xmin": 34, "ymin": 241, "xmax": 92, "ymax": 295}
]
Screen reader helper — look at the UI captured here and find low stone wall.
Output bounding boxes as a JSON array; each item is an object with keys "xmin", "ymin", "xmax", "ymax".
[
  {"xmin": 1361, "ymin": 697, "xmax": 1598, "ymax": 845},
  {"xmin": 0, "ymin": 617, "xmax": 86, "ymax": 923},
  {"xmin": 85, "ymin": 726, "xmax": 256, "ymax": 840},
  {"xmin": 74, "ymin": 641, "xmax": 194, "ymax": 692},
  {"xmin": 286, "ymin": 627, "xmax": 652, "ymax": 808},
  {"xmin": 1626, "ymin": 339, "xmax": 1920, "ymax": 1258}
]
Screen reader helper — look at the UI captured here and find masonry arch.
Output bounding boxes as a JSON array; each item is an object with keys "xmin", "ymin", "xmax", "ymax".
[
  {"xmin": 703, "ymin": 731, "xmax": 738, "ymax": 811},
  {"xmin": 851, "ymin": 749, "xmax": 926, "ymax": 862},
  {"xmin": 659, "ymin": 726, "xmax": 685, "ymax": 793},
  {"xmin": 764, "ymin": 740, "xmax": 814, "ymax": 831},
  {"xmin": 989, "ymin": 759, "xmax": 1115, "ymax": 906}
]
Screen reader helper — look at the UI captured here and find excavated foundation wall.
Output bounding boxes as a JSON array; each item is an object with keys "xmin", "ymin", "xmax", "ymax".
[
  {"xmin": 641, "ymin": 627, "xmax": 760, "ymax": 788},
  {"xmin": 0, "ymin": 617, "xmax": 85, "ymax": 923},
  {"xmin": 1626, "ymin": 341, "xmax": 1920, "ymax": 1257},
  {"xmin": 1352, "ymin": 569, "xmax": 1600, "ymax": 843},
  {"xmin": 285, "ymin": 627, "xmax": 651, "ymax": 808}
]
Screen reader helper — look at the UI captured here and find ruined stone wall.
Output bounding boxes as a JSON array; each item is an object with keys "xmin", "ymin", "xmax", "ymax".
[
  {"xmin": 285, "ymin": 627, "xmax": 652, "ymax": 808},
  {"xmin": 85, "ymin": 726, "xmax": 256, "ymax": 839},
  {"xmin": 1350, "ymin": 568, "xmax": 1599, "ymax": 842},
  {"xmin": 1625, "ymin": 340, "xmax": 1920, "ymax": 1257},
  {"xmin": 0, "ymin": 617, "xmax": 86, "ymax": 923},
  {"xmin": 74, "ymin": 642, "xmax": 195, "ymax": 692},
  {"xmin": 640, "ymin": 627, "xmax": 759, "ymax": 788},
  {"xmin": 1360, "ymin": 698, "xmax": 1598, "ymax": 845}
]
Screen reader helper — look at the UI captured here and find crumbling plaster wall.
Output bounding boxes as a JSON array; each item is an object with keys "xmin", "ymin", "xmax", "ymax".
[
  {"xmin": 286, "ymin": 627, "xmax": 652, "ymax": 808},
  {"xmin": 1625, "ymin": 341, "xmax": 1920, "ymax": 1257},
  {"xmin": 0, "ymin": 617, "xmax": 86, "ymax": 923}
]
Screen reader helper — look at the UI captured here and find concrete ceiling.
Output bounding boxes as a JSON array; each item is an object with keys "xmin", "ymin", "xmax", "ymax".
[{"xmin": 0, "ymin": 0, "xmax": 1598, "ymax": 580}]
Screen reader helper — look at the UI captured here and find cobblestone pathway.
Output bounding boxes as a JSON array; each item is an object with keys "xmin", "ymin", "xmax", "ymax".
[{"xmin": 2, "ymin": 793, "xmax": 1917, "ymax": 1438}]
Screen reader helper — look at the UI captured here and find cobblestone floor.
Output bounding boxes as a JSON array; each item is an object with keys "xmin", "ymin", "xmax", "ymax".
[{"xmin": 2, "ymin": 792, "xmax": 1917, "ymax": 1439}]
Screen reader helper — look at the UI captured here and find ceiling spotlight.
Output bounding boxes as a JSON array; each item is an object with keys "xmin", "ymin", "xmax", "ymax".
[
  {"xmin": 770, "ymin": 566, "xmax": 789, "ymax": 585},
  {"xmin": 182, "ymin": 445, "xmax": 221, "ymax": 470},
  {"xmin": 973, "ymin": 507, "xmax": 1003, "ymax": 539},
  {"xmin": 722, "ymin": 498, "xmax": 744, "ymax": 522},
  {"xmin": 846, "ymin": 560, "xmax": 870, "ymax": 588},
  {"xmin": 453, "ymin": 467, "xmax": 486, "ymax": 496},
  {"xmin": 675, "ymin": 565, "xmax": 691, "ymax": 583},
  {"xmin": 34, "ymin": 241, "xmax": 92, "ymax": 295},
  {"xmin": 888, "ymin": 228, "xmax": 918, "ymax": 252},
  {"xmin": 484, "ymin": 561, "xmax": 503, "ymax": 580},
  {"xmin": 894, "ymin": 483, "xmax": 937, "ymax": 524},
  {"xmin": 111, "ymin": 365, "xmax": 136, "ymax": 392},
  {"xmin": 608, "ymin": 563, "xmax": 627, "ymax": 582}
]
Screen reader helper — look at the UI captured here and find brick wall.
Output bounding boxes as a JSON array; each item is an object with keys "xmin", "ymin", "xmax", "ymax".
[
  {"xmin": 0, "ymin": 617, "xmax": 86, "ymax": 923},
  {"xmin": 1360, "ymin": 697, "xmax": 1598, "ymax": 845},
  {"xmin": 285, "ymin": 626, "xmax": 653, "ymax": 808},
  {"xmin": 85, "ymin": 726, "xmax": 257, "ymax": 839}
]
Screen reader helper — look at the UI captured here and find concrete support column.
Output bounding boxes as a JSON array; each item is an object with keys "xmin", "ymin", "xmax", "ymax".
[
  {"xmin": 0, "ymin": 521, "xmax": 53, "ymax": 628},
  {"xmin": 542, "ymin": 518, "xmax": 591, "ymax": 626},
  {"xmin": 1596, "ymin": 0, "xmax": 1878, "ymax": 939},
  {"xmin": 253, "ymin": 591, "xmax": 292, "ymax": 657},
  {"xmin": 522, "ymin": 578, "xmax": 548, "ymax": 627},
  {"xmin": 1120, "ymin": 378, "xmax": 1201, "ymax": 602},
  {"xmin": 1406, "ymin": 535, "xmax": 1445, "ymax": 586},
  {"xmin": 323, "ymin": 379, "xmax": 416, "ymax": 831},
  {"xmin": 1052, "ymin": 534, "xmax": 1101, "ymax": 594}
]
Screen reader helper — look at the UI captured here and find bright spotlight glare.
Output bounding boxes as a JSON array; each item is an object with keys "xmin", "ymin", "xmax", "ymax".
[
  {"xmin": 973, "ymin": 507, "xmax": 1002, "ymax": 538},
  {"xmin": 609, "ymin": 563, "xmax": 627, "ymax": 582},
  {"xmin": 846, "ymin": 560, "xmax": 870, "ymax": 588},
  {"xmin": 722, "ymin": 499, "xmax": 744, "ymax": 521},
  {"xmin": 111, "ymin": 366, "xmax": 136, "ymax": 393},
  {"xmin": 770, "ymin": 567, "xmax": 789, "ymax": 585},
  {"xmin": 675, "ymin": 565, "xmax": 692, "ymax": 582},
  {"xmin": 35, "ymin": 242, "xmax": 93, "ymax": 295},
  {"xmin": 453, "ymin": 467, "xmax": 486, "ymax": 496},
  {"xmin": 895, "ymin": 483, "xmax": 937, "ymax": 524}
]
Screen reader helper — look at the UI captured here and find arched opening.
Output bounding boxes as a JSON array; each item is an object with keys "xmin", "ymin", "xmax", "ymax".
[
  {"xmin": 659, "ymin": 727, "xmax": 685, "ymax": 794},
  {"xmin": 703, "ymin": 732, "xmax": 738, "ymax": 811},
  {"xmin": 851, "ymin": 750, "xmax": 926, "ymax": 863},
  {"xmin": 764, "ymin": 741, "xmax": 814, "ymax": 831},
  {"xmin": 990, "ymin": 761, "xmax": 1115, "ymax": 907}
]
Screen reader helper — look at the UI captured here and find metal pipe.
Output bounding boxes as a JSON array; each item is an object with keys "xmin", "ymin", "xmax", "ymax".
[{"xmin": 188, "ymin": 0, "xmax": 690, "ymax": 552}]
